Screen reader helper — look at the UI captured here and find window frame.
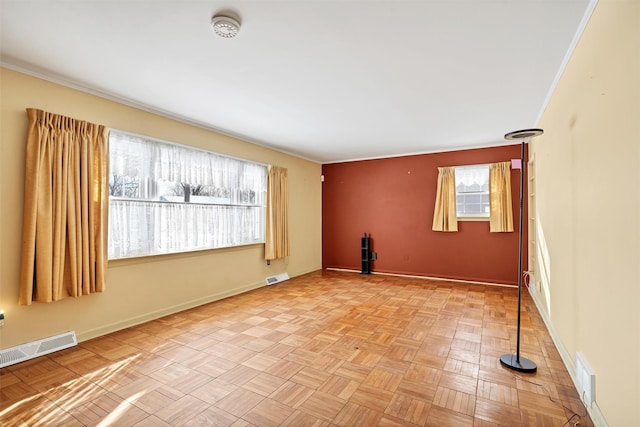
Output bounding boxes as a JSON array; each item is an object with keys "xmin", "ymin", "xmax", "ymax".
[
  {"xmin": 454, "ymin": 164, "xmax": 490, "ymax": 221},
  {"xmin": 107, "ymin": 129, "xmax": 268, "ymax": 260}
]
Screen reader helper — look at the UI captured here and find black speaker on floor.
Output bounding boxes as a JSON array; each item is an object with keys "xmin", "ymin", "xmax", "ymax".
[{"xmin": 361, "ymin": 233, "xmax": 372, "ymax": 274}]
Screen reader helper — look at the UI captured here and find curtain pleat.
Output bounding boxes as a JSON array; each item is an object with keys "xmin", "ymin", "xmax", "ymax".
[
  {"xmin": 432, "ymin": 167, "xmax": 458, "ymax": 232},
  {"xmin": 19, "ymin": 109, "xmax": 109, "ymax": 305},
  {"xmin": 265, "ymin": 165, "xmax": 290, "ymax": 260},
  {"xmin": 489, "ymin": 161, "xmax": 514, "ymax": 232}
]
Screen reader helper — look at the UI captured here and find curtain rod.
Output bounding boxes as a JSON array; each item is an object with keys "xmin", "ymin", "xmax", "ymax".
[{"xmin": 443, "ymin": 161, "xmax": 513, "ymax": 169}]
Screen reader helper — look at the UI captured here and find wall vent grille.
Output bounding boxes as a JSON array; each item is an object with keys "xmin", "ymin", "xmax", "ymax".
[
  {"xmin": 0, "ymin": 331, "xmax": 77, "ymax": 368},
  {"xmin": 576, "ymin": 352, "xmax": 596, "ymax": 407},
  {"xmin": 265, "ymin": 273, "xmax": 290, "ymax": 286}
]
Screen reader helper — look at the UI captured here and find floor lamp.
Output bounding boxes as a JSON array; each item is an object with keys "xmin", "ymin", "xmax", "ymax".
[{"xmin": 500, "ymin": 128, "xmax": 543, "ymax": 373}]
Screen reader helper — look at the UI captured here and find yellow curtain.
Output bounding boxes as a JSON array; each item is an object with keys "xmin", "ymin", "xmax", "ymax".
[
  {"xmin": 265, "ymin": 165, "xmax": 290, "ymax": 260},
  {"xmin": 489, "ymin": 161, "xmax": 514, "ymax": 232},
  {"xmin": 432, "ymin": 166, "xmax": 458, "ymax": 232},
  {"xmin": 19, "ymin": 109, "xmax": 109, "ymax": 305}
]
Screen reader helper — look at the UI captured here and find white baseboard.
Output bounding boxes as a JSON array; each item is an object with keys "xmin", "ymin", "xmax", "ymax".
[
  {"xmin": 77, "ymin": 279, "xmax": 265, "ymax": 342},
  {"xmin": 527, "ymin": 286, "xmax": 608, "ymax": 427},
  {"xmin": 325, "ymin": 267, "xmax": 515, "ymax": 288}
]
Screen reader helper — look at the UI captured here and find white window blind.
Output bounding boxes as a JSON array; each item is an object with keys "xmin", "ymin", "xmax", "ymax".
[{"xmin": 108, "ymin": 131, "xmax": 266, "ymax": 259}]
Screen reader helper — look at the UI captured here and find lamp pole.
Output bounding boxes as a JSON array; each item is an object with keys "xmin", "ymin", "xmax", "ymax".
[{"xmin": 499, "ymin": 128, "xmax": 543, "ymax": 373}]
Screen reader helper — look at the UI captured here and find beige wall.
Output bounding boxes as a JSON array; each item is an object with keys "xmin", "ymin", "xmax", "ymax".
[
  {"xmin": 531, "ymin": 0, "xmax": 639, "ymax": 424},
  {"xmin": 0, "ymin": 68, "xmax": 322, "ymax": 349}
]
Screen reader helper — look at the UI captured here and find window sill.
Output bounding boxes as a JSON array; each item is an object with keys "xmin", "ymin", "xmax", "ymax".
[
  {"xmin": 108, "ymin": 241, "xmax": 265, "ymax": 264},
  {"xmin": 457, "ymin": 216, "xmax": 490, "ymax": 222}
]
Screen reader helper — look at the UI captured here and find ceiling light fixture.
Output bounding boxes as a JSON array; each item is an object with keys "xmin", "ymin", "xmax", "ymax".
[{"xmin": 211, "ymin": 15, "xmax": 241, "ymax": 39}]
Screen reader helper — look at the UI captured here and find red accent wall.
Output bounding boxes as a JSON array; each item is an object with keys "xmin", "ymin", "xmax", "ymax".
[{"xmin": 322, "ymin": 145, "xmax": 528, "ymax": 285}]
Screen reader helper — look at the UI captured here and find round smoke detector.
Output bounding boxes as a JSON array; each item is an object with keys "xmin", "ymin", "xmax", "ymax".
[{"xmin": 211, "ymin": 15, "xmax": 241, "ymax": 38}]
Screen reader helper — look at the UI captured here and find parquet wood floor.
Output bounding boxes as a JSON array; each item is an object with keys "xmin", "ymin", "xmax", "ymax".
[{"xmin": 0, "ymin": 270, "xmax": 594, "ymax": 426}]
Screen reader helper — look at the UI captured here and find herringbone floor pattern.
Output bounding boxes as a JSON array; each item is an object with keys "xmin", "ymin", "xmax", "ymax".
[{"xmin": 0, "ymin": 270, "xmax": 593, "ymax": 426}]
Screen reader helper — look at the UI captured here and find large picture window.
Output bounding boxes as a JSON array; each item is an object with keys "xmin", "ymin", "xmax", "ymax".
[{"xmin": 108, "ymin": 131, "xmax": 267, "ymax": 259}]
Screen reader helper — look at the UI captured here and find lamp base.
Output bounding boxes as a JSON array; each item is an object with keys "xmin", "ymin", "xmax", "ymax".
[{"xmin": 500, "ymin": 354, "xmax": 537, "ymax": 373}]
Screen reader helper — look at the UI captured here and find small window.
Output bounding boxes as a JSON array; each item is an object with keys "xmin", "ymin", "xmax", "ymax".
[{"xmin": 455, "ymin": 165, "xmax": 489, "ymax": 218}]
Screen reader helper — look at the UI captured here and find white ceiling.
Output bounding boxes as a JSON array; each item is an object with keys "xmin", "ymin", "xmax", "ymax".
[{"xmin": 1, "ymin": 1, "xmax": 593, "ymax": 163}]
